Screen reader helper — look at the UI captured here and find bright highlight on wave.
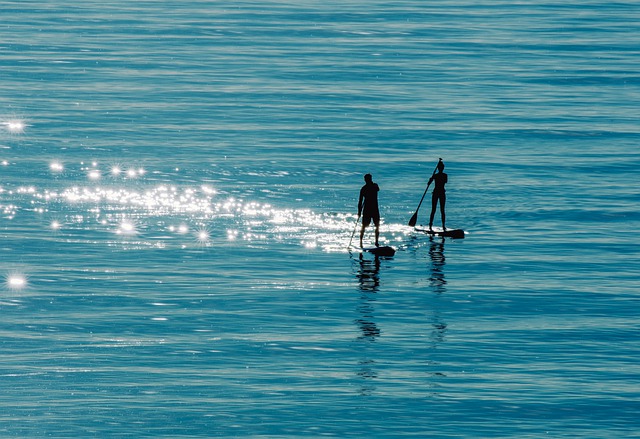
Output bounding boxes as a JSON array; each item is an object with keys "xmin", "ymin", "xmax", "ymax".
[
  {"xmin": 117, "ymin": 219, "xmax": 137, "ymax": 235},
  {"xmin": 88, "ymin": 169, "xmax": 101, "ymax": 180},
  {"xmin": 50, "ymin": 161, "xmax": 64, "ymax": 172},
  {"xmin": 6, "ymin": 274, "xmax": 27, "ymax": 290},
  {"xmin": 1, "ymin": 119, "xmax": 27, "ymax": 134},
  {"xmin": 195, "ymin": 227, "xmax": 211, "ymax": 244}
]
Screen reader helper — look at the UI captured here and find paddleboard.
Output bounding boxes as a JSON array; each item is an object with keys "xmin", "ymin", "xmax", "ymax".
[
  {"xmin": 416, "ymin": 226, "xmax": 465, "ymax": 239},
  {"xmin": 357, "ymin": 246, "xmax": 396, "ymax": 257}
]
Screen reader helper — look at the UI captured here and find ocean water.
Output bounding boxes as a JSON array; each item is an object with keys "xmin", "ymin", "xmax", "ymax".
[{"xmin": 1, "ymin": 1, "xmax": 639, "ymax": 437}]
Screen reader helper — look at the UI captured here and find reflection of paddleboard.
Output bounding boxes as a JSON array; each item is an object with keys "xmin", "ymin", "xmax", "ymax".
[
  {"xmin": 355, "ymin": 246, "xmax": 396, "ymax": 257},
  {"xmin": 416, "ymin": 226, "xmax": 465, "ymax": 239}
]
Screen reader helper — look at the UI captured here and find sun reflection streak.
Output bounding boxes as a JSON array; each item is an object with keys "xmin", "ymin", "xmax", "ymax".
[{"xmin": 6, "ymin": 163, "xmax": 412, "ymax": 252}]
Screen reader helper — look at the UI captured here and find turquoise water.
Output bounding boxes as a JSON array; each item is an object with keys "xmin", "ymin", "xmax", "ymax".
[{"xmin": 1, "ymin": 1, "xmax": 639, "ymax": 437}]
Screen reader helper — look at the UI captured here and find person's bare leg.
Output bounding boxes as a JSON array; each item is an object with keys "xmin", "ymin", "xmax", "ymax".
[
  {"xmin": 374, "ymin": 222, "xmax": 380, "ymax": 247},
  {"xmin": 429, "ymin": 193, "xmax": 437, "ymax": 229}
]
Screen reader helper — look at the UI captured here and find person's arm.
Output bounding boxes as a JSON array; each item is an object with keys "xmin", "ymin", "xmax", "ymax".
[{"xmin": 358, "ymin": 189, "xmax": 364, "ymax": 216}]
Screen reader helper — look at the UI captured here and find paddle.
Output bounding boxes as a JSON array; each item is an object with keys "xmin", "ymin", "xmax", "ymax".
[
  {"xmin": 348, "ymin": 213, "xmax": 360, "ymax": 248},
  {"xmin": 408, "ymin": 158, "xmax": 442, "ymax": 227}
]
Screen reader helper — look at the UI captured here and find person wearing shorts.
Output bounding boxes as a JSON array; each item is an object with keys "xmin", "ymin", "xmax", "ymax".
[{"xmin": 358, "ymin": 173, "xmax": 380, "ymax": 247}]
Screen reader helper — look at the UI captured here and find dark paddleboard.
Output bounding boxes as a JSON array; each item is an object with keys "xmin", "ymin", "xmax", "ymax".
[
  {"xmin": 416, "ymin": 226, "xmax": 465, "ymax": 239},
  {"xmin": 359, "ymin": 246, "xmax": 396, "ymax": 257}
]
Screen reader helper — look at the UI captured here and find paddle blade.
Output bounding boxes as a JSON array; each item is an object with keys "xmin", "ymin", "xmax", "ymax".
[{"xmin": 408, "ymin": 211, "xmax": 418, "ymax": 227}]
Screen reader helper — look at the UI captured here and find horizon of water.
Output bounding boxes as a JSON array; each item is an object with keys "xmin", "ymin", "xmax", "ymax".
[{"xmin": 1, "ymin": 1, "xmax": 639, "ymax": 438}]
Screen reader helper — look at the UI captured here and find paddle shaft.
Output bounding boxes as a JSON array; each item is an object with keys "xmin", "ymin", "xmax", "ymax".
[
  {"xmin": 348, "ymin": 214, "xmax": 360, "ymax": 248},
  {"xmin": 408, "ymin": 159, "xmax": 442, "ymax": 227},
  {"xmin": 349, "ymin": 196, "xmax": 367, "ymax": 248}
]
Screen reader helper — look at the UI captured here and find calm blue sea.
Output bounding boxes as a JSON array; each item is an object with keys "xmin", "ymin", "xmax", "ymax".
[{"xmin": 1, "ymin": 1, "xmax": 639, "ymax": 437}]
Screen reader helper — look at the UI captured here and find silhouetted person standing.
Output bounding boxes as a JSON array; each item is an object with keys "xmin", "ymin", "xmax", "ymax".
[
  {"xmin": 358, "ymin": 173, "xmax": 380, "ymax": 247},
  {"xmin": 429, "ymin": 160, "xmax": 447, "ymax": 231}
]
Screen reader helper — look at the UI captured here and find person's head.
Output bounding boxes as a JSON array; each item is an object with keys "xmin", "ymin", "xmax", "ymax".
[
  {"xmin": 437, "ymin": 161, "xmax": 445, "ymax": 172},
  {"xmin": 364, "ymin": 173, "xmax": 373, "ymax": 183}
]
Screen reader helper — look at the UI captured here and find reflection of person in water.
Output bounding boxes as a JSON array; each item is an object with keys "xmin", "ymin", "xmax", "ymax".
[
  {"xmin": 426, "ymin": 237, "xmax": 448, "ymax": 387},
  {"xmin": 428, "ymin": 160, "xmax": 447, "ymax": 231},
  {"xmin": 355, "ymin": 254, "xmax": 381, "ymax": 340},
  {"xmin": 358, "ymin": 173, "xmax": 380, "ymax": 248},
  {"xmin": 354, "ymin": 254, "xmax": 382, "ymax": 394},
  {"xmin": 428, "ymin": 237, "xmax": 447, "ymax": 293}
]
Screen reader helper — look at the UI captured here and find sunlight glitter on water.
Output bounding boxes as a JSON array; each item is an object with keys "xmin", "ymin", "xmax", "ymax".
[
  {"xmin": 117, "ymin": 219, "xmax": 137, "ymax": 235},
  {"xmin": 1, "ymin": 119, "xmax": 27, "ymax": 134},
  {"xmin": 4, "ymin": 161, "xmax": 414, "ymax": 252},
  {"xmin": 5, "ymin": 273, "xmax": 27, "ymax": 290},
  {"xmin": 49, "ymin": 161, "xmax": 64, "ymax": 172}
]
